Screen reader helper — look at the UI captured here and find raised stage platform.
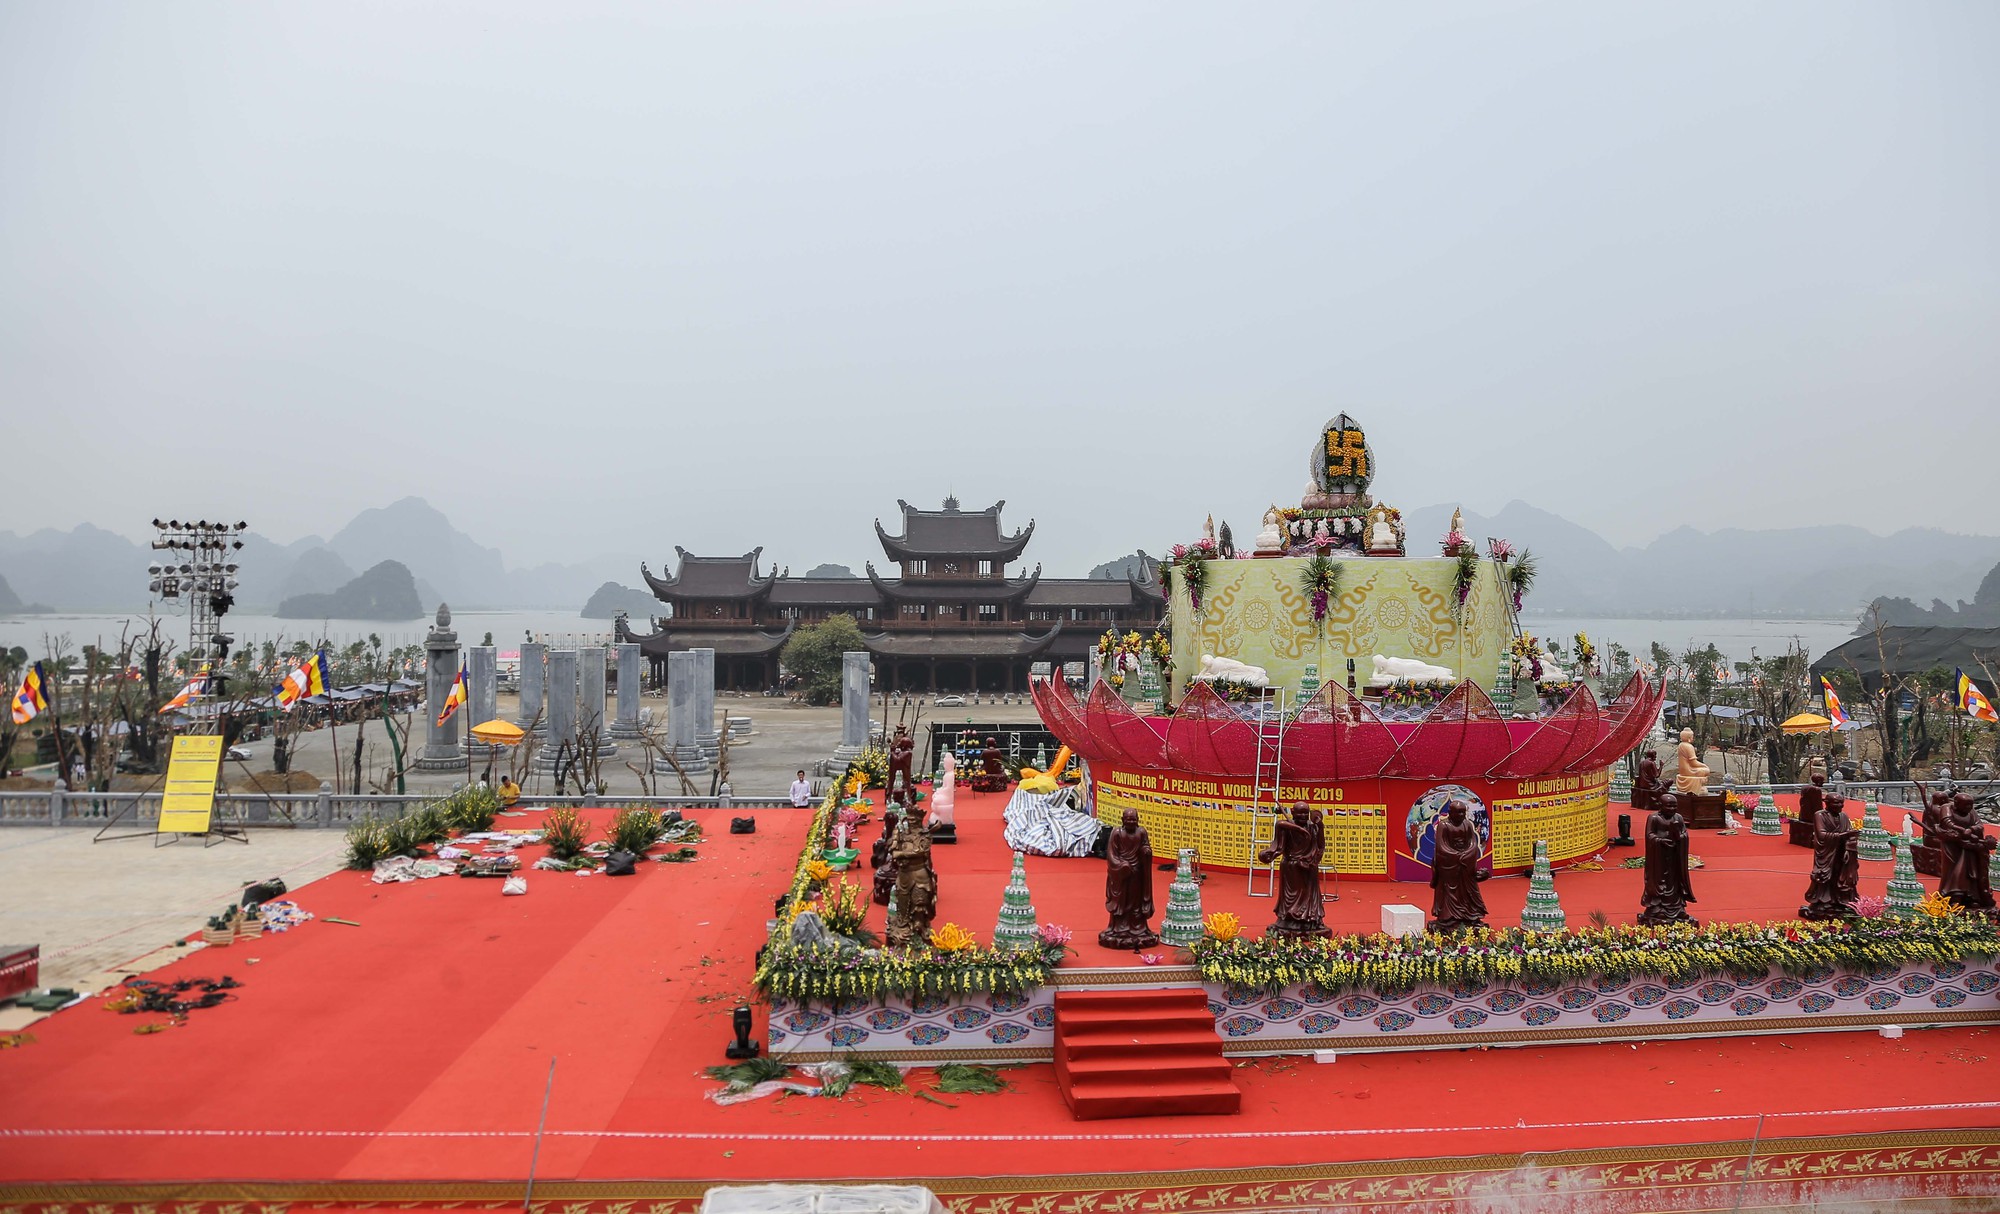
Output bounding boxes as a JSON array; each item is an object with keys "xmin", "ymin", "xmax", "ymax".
[{"xmin": 2, "ymin": 793, "xmax": 1997, "ymax": 1214}]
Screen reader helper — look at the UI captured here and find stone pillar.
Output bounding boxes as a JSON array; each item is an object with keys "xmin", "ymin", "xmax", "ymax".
[
  {"xmin": 417, "ymin": 604, "xmax": 465, "ymax": 769},
  {"xmin": 829, "ymin": 651, "xmax": 872, "ymax": 767},
  {"xmin": 657, "ymin": 650, "xmax": 710, "ymax": 774},
  {"xmin": 612, "ymin": 643, "xmax": 643, "ymax": 739},
  {"xmin": 536, "ymin": 649, "xmax": 578, "ymax": 769},
  {"xmin": 693, "ymin": 647, "xmax": 720, "ymax": 759},
  {"xmin": 518, "ymin": 642, "xmax": 547, "ymax": 734},
  {"xmin": 578, "ymin": 646, "xmax": 615, "ymax": 756},
  {"xmin": 466, "ymin": 645, "xmax": 498, "ymax": 757}
]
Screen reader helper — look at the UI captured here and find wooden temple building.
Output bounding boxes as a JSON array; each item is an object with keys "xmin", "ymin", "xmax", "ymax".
[{"xmin": 618, "ymin": 497, "xmax": 1165, "ymax": 692}]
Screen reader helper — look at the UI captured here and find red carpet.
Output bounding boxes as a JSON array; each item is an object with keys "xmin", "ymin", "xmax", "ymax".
[
  {"xmin": 0, "ymin": 794, "xmax": 1995, "ymax": 1211},
  {"xmin": 1053, "ymin": 988, "xmax": 1239, "ymax": 1119}
]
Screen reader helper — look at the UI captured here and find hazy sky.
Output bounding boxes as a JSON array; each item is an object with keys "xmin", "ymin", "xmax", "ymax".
[{"xmin": 3, "ymin": 3, "xmax": 1996, "ymax": 578}]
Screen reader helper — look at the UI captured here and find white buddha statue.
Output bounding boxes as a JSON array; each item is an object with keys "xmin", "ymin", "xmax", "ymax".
[
  {"xmin": 1363, "ymin": 504, "xmax": 1401, "ymax": 554},
  {"xmin": 1254, "ymin": 506, "xmax": 1285, "ymax": 553},
  {"xmin": 1371, "ymin": 654, "xmax": 1453, "ymax": 683},
  {"xmin": 928, "ymin": 751, "xmax": 956, "ymax": 830},
  {"xmin": 1195, "ymin": 653, "xmax": 1270, "ymax": 688}
]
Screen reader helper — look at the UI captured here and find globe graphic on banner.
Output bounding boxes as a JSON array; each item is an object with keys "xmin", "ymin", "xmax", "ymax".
[{"xmin": 1405, "ymin": 784, "xmax": 1490, "ymax": 866}]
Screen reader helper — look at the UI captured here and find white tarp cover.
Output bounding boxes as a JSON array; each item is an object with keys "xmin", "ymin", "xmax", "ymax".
[{"xmin": 700, "ymin": 1185, "xmax": 945, "ymax": 1214}]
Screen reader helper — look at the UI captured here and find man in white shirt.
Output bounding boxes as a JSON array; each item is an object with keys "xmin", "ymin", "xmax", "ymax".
[{"xmin": 790, "ymin": 770, "xmax": 813, "ymax": 807}]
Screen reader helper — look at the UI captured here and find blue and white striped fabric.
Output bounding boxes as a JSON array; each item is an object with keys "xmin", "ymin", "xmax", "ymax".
[{"xmin": 1002, "ymin": 787, "xmax": 1102, "ymax": 857}]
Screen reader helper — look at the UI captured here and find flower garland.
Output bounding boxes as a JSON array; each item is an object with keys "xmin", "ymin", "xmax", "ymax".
[
  {"xmin": 1378, "ymin": 679, "xmax": 1452, "ymax": 710},
  {"xmin": 1187, "ymin": 916, "xmax": 2000, "ymax": 997},
  {"xmin": 1506, "ymin": 549, "xmax": 1538, "ymax": 612},
  {"xmin": 1572, "ymin": 631, "xmax": 1597, "ymax": 677},
  {"xmin": 1451, "ymin": 549, "xmax": 1480, "ymax": 617},
  {"xmin": 758, "ymin": 769, "xmax": 1070, "ymax": 1005},
  {"xmin": 756, "ymin": 939, "xmax": 1065, "ymax": 1003},
  {"xmin": 1097, "ymin": 629, "xmax": 1171, "ymax": 676},
  {"xmin": 850, "ymin": 747, "xmax": 889, "ymax": 790},
  {"xmin": 1285, "ymin": 512, "xmax": 1369, "ymax": 547},
  {"xmin": 1298, "ymin": 553, "xmax": 1342, "ymax": 624},
  {"xmin": 1206, "ymin": 676, "xmax": 1264, "ymax": 703},
  {"xmin": 1510, "ymin": 634, "xmax": 1544, "ymax": 683},
  {"xmin": 1165, "ymin": 539, "xmax": 1217, "ymax": 612}
]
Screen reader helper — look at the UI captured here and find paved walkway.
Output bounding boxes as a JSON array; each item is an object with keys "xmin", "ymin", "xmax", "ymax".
[{"xmin": 0, "ymin": 826, "xmax": 349, "ymax": 1022}]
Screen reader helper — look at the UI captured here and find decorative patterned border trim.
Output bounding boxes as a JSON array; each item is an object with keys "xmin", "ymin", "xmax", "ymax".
[
  {"xmin": 1051, "ymin": 965, "xmax": 1202, "ymax": 988},
  {"xmin": 1215, "ymin": 1007, "xmax": 2000, "ymax": 1055},
  {"xmin": 778, "ymin": 1044, "xmax": 1054, "ymax": 1064},
  {"xmin": 3, "ymin": 1128, "xmax": 1996, "ymax": 1212}
]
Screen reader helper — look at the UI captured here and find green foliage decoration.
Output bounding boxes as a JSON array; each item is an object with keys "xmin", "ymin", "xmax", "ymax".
[
  {"xmin": 344, "ymin": 816, "xmax": 395, "ymax": 869},
  {"xmin": 1189, "ymin": 916, "xmax": 2000, "ymax": 998},
  {"xmin": 609, "ymin": 806, "xmax": 662, "ymax": 855},
  {"xmin": 541, "ymin": 805, "xmax": 592, "ymax": 859},
  {"xmin": 441, "ymin": 784, "xmax": 501, "ymax": 835}
]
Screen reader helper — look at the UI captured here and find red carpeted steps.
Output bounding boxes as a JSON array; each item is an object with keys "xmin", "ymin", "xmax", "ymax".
[{"xmin": 1053, "ymin": 987, "xmax": 1240, "ymax": 1119}]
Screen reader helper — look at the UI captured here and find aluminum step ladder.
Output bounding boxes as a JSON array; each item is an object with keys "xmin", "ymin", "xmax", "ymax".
[{"xmin": 1246, "ymin": 689, "xmax": 1288, "ymax": 897}]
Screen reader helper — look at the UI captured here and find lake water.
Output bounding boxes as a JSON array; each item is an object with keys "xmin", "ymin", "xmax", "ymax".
[
  {"xmin": 0, "ymin": 609, "xmax": 1861, "ymax": 665},
  {"xmin": 1517, "ymin": 615, "xmax": 1859, "ymax": 665},
  {"xmin": 0, "ymin": 610, "xmax": 609, "ymax": 659}
]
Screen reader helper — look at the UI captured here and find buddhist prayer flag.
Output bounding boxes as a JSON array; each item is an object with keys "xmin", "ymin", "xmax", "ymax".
[
  {"xmin": 1820, "ymin": 677, "xmax": 1848, "ymax": 727},
  {"xmin": 276, "ymin": 651, "xmax": 330, "ymax": 710},
  {"xmin": 10, "ymin": 662, "xmax": 48, "ymax": 725},
  {"xmin": 160, "ymin": 668, "xmax": 210, "ymax": 715},
  {"xmin": 1957, "ymin": 669, "xmax": 1998, "ymax": 724},
  {"xmin": 436, "ymin": 665, "xmax": 468, "ymax": 726}
]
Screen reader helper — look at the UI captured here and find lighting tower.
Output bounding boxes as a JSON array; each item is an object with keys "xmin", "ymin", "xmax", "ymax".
[{"xmin": 147, "ymin": 519, "xmax": 247, "ymax": 678}]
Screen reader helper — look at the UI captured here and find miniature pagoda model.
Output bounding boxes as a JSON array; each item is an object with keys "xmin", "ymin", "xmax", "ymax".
[{"xmin": 622, "ymin": 497, "xmax": 1164, "ymax": 691}]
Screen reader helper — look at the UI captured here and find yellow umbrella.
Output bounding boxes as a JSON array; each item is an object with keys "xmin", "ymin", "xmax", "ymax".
[
  {"xmin": 1780, "ymin": 712, "xmax": 1833, "ymax": 736},
  {"xmin": 469, "ymin": 718, "xmax": 526, "ymax": 746}
]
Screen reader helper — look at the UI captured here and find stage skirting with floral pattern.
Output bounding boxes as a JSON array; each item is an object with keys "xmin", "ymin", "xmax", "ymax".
[
  {"xmin": 768, "ymin": 986, "xmax": 1059, "ymax": 1062},
  {"xmin": 765, "ymin": 959, "xmax": 1999, "ymax": 1062},
  {"xmin": 1204, "ymin": 957, "xmax": 2000, "ymax": 1053}
]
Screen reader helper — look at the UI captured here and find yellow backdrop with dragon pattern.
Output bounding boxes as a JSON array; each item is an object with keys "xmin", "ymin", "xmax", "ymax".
[{"xmin": 1166, "ymin": 557, "xmax": 1510, "ymax": 700}]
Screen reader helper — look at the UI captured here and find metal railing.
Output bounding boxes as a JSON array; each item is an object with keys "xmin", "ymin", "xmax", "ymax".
[{"xmin": 0, "ymin": 781, "xmax": 800, "ymax": 828}]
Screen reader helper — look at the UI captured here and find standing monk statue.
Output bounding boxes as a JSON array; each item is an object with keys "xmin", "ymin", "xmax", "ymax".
[
  {"xmin": 1099, "ymin": 808, "xmax": 1159, "ymax": 950},
  {"xmin": 871, "ymin": 802, "xmax": 903, "ymax": 906},
  {"xmin": 1639, "ymin": 792, "xmax": 1698, "ymax": 925},
  {"xmin": 1258, "ymin": 802, "xmax": 1331, "ymax": 938},
  {"xmin": 1673, "ymin": 728, "xmax": 1711, "ymax": 796},
  {"xmin": 1799, "ymin": 792, "xmax": 1860, "ymax": 920},
  {"xmin": 885, "ymin": 814, "xmax": 938, "ymax": 946},
  {"xmin": 885, "ymin": 724, "xmax": 915, "ymax": 802},
  {"xmin": 1633, "ymin": 749, "xmax": 1662, "ymax": 810},
  {"xmin": 1939, "ymin": 791, "xmax": 1997, "ymax": 911},
  {"xmin": 1798, "ymin": 772, "xmax": 1827, "ymax": 823},
  {"xmin": 1428, "ymin": 799, "xmax": 1488, "ymax": 933},
  {"xmin": 1916, "ymin": 781, "xmax": 1953, "ymax": 851}
]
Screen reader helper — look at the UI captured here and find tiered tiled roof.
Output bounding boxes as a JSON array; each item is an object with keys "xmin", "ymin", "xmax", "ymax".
[{"xmin": 874, "ymin": 498, "xmax": 1035, "ymax": 565}]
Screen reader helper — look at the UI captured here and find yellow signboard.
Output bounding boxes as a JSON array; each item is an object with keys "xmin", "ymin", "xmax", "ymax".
[{"xmin": 158, "ymin": 735, "xmax": 225, "ymax": 834}]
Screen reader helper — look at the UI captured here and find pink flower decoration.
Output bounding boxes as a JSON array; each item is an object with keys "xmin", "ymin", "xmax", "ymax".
[
  {"xmin": 1038, "ymin": 922, "xmax": 1072, "ymax": 946},
  {"xmin": 1139, "ymin": 953, "xmax": 1162, "ymax": 965}
]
